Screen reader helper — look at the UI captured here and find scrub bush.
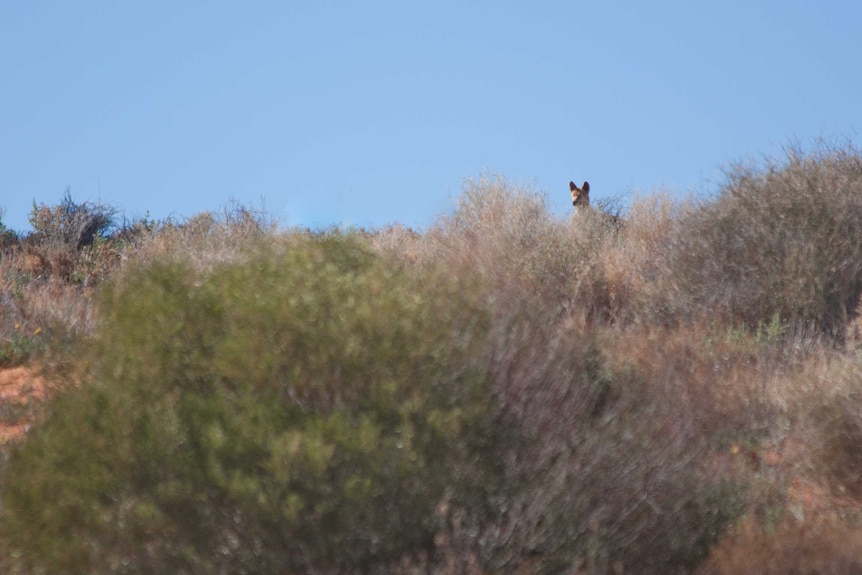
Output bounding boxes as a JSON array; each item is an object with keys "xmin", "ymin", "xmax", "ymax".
[{"xmin": 661, "ymin": 143, "xmax": 862, "ymax": 340}]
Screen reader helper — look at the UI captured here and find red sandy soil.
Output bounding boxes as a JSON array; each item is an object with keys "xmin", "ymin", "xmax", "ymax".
[{"xmin": 0, "ymin": 366, "xmax": 47, "ymax": 444}]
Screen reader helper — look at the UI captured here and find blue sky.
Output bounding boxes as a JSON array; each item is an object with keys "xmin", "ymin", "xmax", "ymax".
[{"xmin": 2, "ymin": 1, "xmax": 860, "ymax": 233}]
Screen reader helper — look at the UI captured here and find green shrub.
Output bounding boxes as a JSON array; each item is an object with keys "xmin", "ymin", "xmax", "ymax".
[
  {"xmin": 0, "ymin": 235, "xmax": 499, "ymax": 574},
  {"xmin": 662, "ymin": 142, "xmax": 862, "ymax": 340},
  {"xmin": 0, "ymin": 208, "xmax": 17, "ymax": 251},
  {"xmin": 0, "ymin": 324, "xmax": 46, "ymax": 367}
]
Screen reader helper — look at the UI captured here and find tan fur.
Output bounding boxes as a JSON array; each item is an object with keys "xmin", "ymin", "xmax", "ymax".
[
  {"xmin": 569, "ymin": 181, "xmax": 591, "ymax": 209},
  {"xmin": 569, "ymin": 180, "xmax": 624, "ymax": 229}
]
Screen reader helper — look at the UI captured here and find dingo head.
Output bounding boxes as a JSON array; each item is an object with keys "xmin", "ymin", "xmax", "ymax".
[
  {"xmin": 569, "ymin": 181, "xmax": 590, "ymax": 209},
  {"xmin": 569, "ymin": 180, "xmax": 624, "ymax": 229}
]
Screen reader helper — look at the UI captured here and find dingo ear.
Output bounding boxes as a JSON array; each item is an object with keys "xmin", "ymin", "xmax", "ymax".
[
  {"xmin": 569, "ymin": 181, "xmax": 578, "ymax": 191},
  {"xmin": 582, "ymin": 181, "xmax": 590, "ymax": 193}
]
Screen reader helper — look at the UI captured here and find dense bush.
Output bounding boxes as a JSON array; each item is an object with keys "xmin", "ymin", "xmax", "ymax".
[
  {"xmin": 28, "ymin": 188, "xmax": 116, "ymax": 252},
  {"xmin": 473, "ymin": 319, "xmax": 747, "ymax": 574},
  {"xmin": 0, "ymin": 229, "xmax": 748, "ymax": 574},
  {"xmin": 21, "ymin": 188, "xmax": 118, "ymax": 284},
  {"xmin": 660, "ymin": 143, "xmax": 862, "ymax": 340},
  {"xmin": 18, "ymin": 152, "xmax": 862, "ymax": 571},
  {"xmin": 0, "ymin": 235, "xmax": 500, "ymax": 574},
  {"xmin": 426, "ymin": 174, "xmax": 621, "ymax": 320}
]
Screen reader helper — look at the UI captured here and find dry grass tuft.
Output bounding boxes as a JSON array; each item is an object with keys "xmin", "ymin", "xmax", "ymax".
[{"xmin": 119, "ymin": 202, "xmax": 276, "ymax": 273}]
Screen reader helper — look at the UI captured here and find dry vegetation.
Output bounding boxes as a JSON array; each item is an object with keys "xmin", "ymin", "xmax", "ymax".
[{"xmin": 3, "ymin": 143, "xmax": 862, "ymax": 573}]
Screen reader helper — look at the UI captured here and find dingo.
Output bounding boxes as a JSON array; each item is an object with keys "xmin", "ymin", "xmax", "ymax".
[{"xmin": 569, "ymin": 181, "xmax": 623, "ymax": 228}]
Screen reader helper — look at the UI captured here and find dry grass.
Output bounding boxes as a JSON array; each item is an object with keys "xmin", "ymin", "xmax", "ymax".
[{"xmin": 116, "ymin": 202, "xmax": 276, "ymax": 273}]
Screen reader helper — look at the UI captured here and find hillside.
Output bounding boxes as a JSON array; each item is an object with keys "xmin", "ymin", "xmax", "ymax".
[{"xmin": 3, "ymin": 144, "xmax": 862, "ymax": 573}]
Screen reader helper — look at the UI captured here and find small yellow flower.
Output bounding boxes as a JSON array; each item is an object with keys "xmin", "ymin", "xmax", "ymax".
[{"xmin": 33, "ymin": 327, "xmax": 42, "ymax": 336}]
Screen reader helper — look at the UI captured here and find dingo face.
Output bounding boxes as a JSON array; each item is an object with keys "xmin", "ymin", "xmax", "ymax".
[
  {"xmin": 570, "ymin": 181, "xmax": 590, "ymax": 208},
  {"xmin": 569, "ymin": 180, "xmax": 624, "ymax": 229}
]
